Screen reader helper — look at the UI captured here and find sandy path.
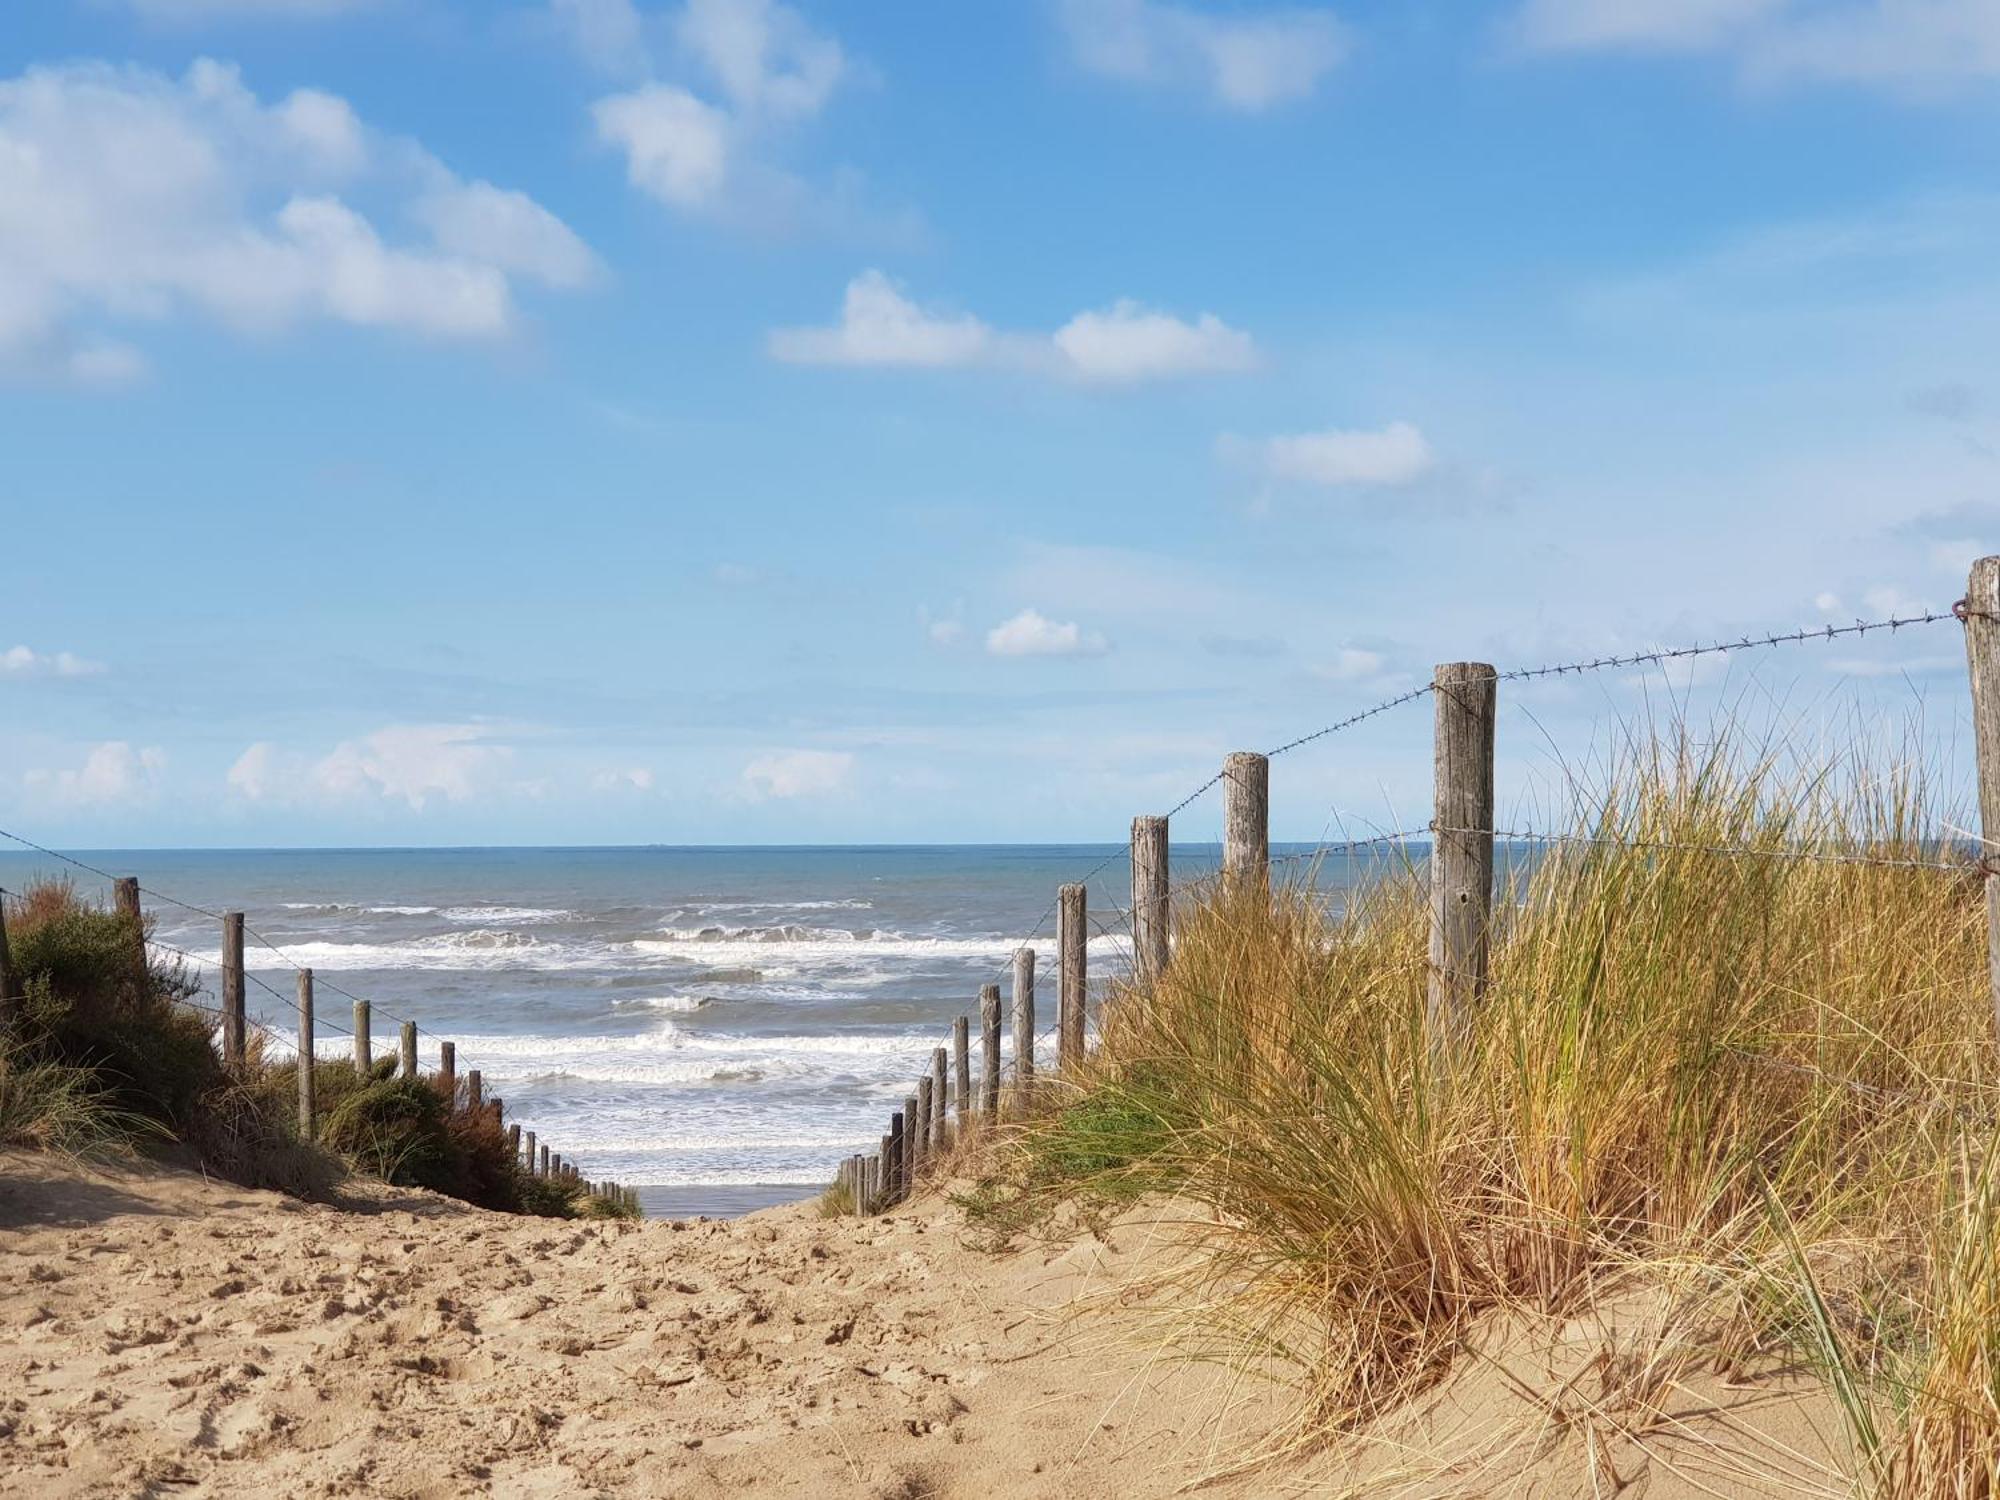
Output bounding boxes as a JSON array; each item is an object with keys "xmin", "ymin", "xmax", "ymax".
[
  {"xmin": 0, "ymin": 1153, "xmax": 1848, "ymax": 1498},
  {"xmin": 0, "ymin": 1155, "xmax": 1286, "ymax": 1499}
]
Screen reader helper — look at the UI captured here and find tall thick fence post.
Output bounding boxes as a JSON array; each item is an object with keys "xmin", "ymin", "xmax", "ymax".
[
  {"xmin": 1059, "ymin": 883, "xmax": 1087, "ymax": 1070},
  {"xmin": 1963, "ymin": 556, "xmax": 2000, "ymax": 1042},
  {"xmin": 353, "ymin": 999, "xmax": 371, "ymax": 1074},
  {"xmin": 524, "ymin": 1129, "xmax": 537, "ymax": 1172},
  {"xmin": 540, "ymin": 1144, "xmax": 551, "ymax": 1177},
  {"xmin": 902, "ymin": 1092, "xmax": 920, "ymax": 1189},
  {"xmin": 221, "ymin": 911, "xmax": 245, "ymax": 1068},
  {"xmin": 890, "ymin": 1108, "xmax": 907, "ymax": 1201},
  {"xmin": 1223, "ymin": 753, "xmax": 1269, "ymax": 889},
  {"xmin": 400, "ymin": 1020, "xmax": 417, "ymax": 1079},
  {"xmin": 1428, "ymin": 661, "xmax": 1498, "ymax": 1037},
  {"xmin": 507, "ymin": 1123, "xmax": 521, "ymax": 1158},
  {"xmin": 1011, "ymin": 946, "xmax": 1035, "ymax": 1109},
  {"xmin": 0, "ymin": 890, "xmax": 14, "ymax": 1036},
  {"xmin": 930, "ymin": 1047, "xmax": 948, "ymax": 1153},
  {"xmin": 439, "ymin": 1040, "xmax": 456, "ymax": 1107},
  {"xmin": 296, "ymin": 968, "xmax": 315, "ymax": 1139},
  {"xmin": 980, "ymin": 983, "xmax": 1001, "ymax": 1117},
  {"xmin": 952, "ymin": 1016, "xmax": 970, "ymax": 1129},
  {"xmin": 114, "ymin": 877, "xmax": 145, "ymax": 989},
  {"xmin": 916, "ymin": 1075, "xmax": 934, "ymax": 1174},
  {"xmin": 466, "ymin": 1069, "xmax": 482, "ymax": 1113},
  {"xmin": 1131, "ymin": 815, "xmax": 1170, "ymax": 985}
]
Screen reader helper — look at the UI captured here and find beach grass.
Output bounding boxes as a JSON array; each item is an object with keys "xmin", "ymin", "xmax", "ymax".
[{"xmin": 967, "ymin": 724, "xmax": 2000, "ymax": 1495}]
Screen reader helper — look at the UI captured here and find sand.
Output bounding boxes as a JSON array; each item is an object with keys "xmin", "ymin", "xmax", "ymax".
[{"xmin": 0, "ymin": 1152, "xmax": 1852, "ymax": 1498}]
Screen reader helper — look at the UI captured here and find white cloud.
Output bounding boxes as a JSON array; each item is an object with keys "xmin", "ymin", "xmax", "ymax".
[
  {"xmin": 769, "ymin": 271, "xmax": 1256, "ymax": 383},
  {"xmin": 580, "ymin": 0, "xmax": 861, "ymax": 221},
  {"xmin": 768, "ymin": 270, "xmax": 992, "ymax": 366},
  {"xmin": 1511, "ymin": 0, "xmax": 2000, "ymax": 86},
  {"xmin": 0, "ymin": 646, "xmax": 105, "ymax": 678},
  {"xmin": 591, "ymin": 766, "xmax": 657, "ymax": 791},
  {"xmin": 228, "ymin": 724, "xmax": 511, "ymax": 810},
  {"xmin": 0, "ymin": 59, "xmax": 594, "ymax": 384},
  {"xmin": 1051, "ymin": 300, "xmax": 1257, "ymax": 382},
  {"xmin": 1057, "ymin": 0, "xmax": 1351, "ymax": 110},
  {"xmin": 740, "ymin": 748, "xmax": 853, "ymax": 799},
  {"xmin": 26, "ymin": 742, "xmax": 165, "ymax": 807},
  {"xmin": 985, "ymin": 608, "xmax": 1112, "ymax": 658},
  {"xmin": 592, "ymin": 84, "xmax": 733, "ymax": 208},
  {"xmin": 1928, "ymin": 538, "xmax": 1988, "ymax": 577},
  {"xmin": 1223, "ymin": 420, "xmax": 1436, "ymax": 487}
]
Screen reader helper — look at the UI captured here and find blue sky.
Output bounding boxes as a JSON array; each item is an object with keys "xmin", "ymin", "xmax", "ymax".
[{"xmin": 4, "ymin": 0, "xmax": 1999, "ymax": 847}]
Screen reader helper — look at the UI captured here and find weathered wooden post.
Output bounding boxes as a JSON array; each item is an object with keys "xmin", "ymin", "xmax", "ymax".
[
  {"xmin": 1963, "ymin": 557, "xmax": 2000, "ymax": 1042},
  {"xmin": 915, "ymin": 1075, "xmax": 934, "ymax": 1176},
  {"xmin": 1131, "ymin": 815, "xmax": 1170, "ymax": 984},
  {"xmin": 1428, "ymin": 662, "xmax": 1498, "ymax": 1037},
  {"xmin": 466, "ymin": 1069, "xmax": 482, "ymax": 1113},
  {"xmin": 889, "ymin": 1109, "xmax": 906, "ymax": 1202},
  {"xmin": 980, "ymin": 983, "xmax": 1001, "ymax": 1118},
  {"xmin": 952, "ymin": 1016, "xmax": 970, "ymax": 1129},
  {"xmin": 439, "ymin": 1040, "xmax": 457, "ymax": 1108},
  {"xmin": 0, "ymin": 890, "xmax": 15, "ymax": 1036},
  {"xmin": 220, "ymin": 911, "xmax": 246, "ymax": 1068},
  {"xmin": 296, "ymin": 968, "xmax": 316, "ymax": 1139},
  {"xmin": 400, "ymin": 1020, "xmax": 418, "ymax": 1079},
  {"xmin": 353, "ymin": 999, "xmax": 371, "ymax": 1074},
  {"xmin": 1223, "ymin": 753, "xmax": 1269, "ymax": 889},
  {"xmin": 906, "ymin": 1086, "xmax": 925, "ymax": 1183},
  {"xmin": 114, "ymin": 877, "xmax": 146, "ymax": 991},
  {"xmin": 1058, "ymin": 883, "xmax": 1087, "ymax": 1070},
  {"xmin": 524, "ymin": 1129, "xmax": 538, "ymax": 1172},
  {"xmin": 930, "ymin": 1047, "xmax": 948, "ymax": 1153},
  {"xmin": 507, "ymin": 1123, "xmax": 521, "ymax": 1158},
  {"xmin": 1011, "ymin": 946, "xmax": 1035, "ymax": 1108}
]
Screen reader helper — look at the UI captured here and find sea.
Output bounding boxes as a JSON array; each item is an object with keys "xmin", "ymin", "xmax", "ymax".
[{"xmin": 1, "ymin": 843, "xmax": 1381, "ymax": 1217}]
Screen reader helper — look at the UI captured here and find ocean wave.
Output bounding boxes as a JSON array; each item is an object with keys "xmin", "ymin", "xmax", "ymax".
[
  {"xmin": 439, "ymin": 905, "xmax": 573, "ymax": 924},
  {"xmin": 612, "ymin": 994, "xmax": 712, "ymax": 1013},
  {"xmin": 280, "ymin": 902, "xmax": 439, "ymax": 916}
]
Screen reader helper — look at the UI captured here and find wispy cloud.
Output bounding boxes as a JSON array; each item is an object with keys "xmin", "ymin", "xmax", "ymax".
[
  {"xmin": 1219, "ymin": 420, "xmax": 1436, "ymax": 488},
  {"xmin": 25, "ymin": 742, "xmax": 165, "ymax": 807},
  {"xmin": 985, "ymin": 609, "xmax": 1112, "ymax": 658},
  {"xmin": 770, "ymin": 271, "xmax": 1255, "ymax": 383},
  {"xmin": 228, "ymin": 724, "xmax": 515, "ymax": 810},
  {"xmin": 1056, "ymin": 0, "xmax": 1351, "ymax": 110},
  {"xmin": 0, "ymin": 646, "xmax": 105, "ymax": 679},
  {"xmin": 740, "ymin": 747, "xmax": 853, "ymax": 799}
]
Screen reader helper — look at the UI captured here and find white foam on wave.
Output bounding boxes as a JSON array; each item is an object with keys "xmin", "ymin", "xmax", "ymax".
[
  {"xmin": 688, "ymin": 899, "xmax": 873, "ymax": 913},
  {"xmin": 631, "ymin": 931, "xmax": 1120, "ymax": 965},
  {"xmin": 613, "ymin": 994, "xmax": 711, "ymax": 1013},
  {"xmin": 440, "ymin": 905, "xmax": 573, "ymax": 924},
  {"xmin": 443, "ymin": 1026, "xmax": 933, "ymax": 1087},
  {"xmin": 280, "ymin": 902, "xmax": 439, "ymax": 916}
]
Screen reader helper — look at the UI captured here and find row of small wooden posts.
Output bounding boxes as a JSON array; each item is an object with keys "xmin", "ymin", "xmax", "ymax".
[
  {"xmin": 833, "ymin": 660, "xmax": 1521, "ymax": 1214},
  {"xmin": 0, "ymin": 877, "xmax": 636, "ymax": 1213}
]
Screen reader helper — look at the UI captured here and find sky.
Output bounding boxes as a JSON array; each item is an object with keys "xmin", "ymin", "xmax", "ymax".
[{"xmin": 4, "ymin": 0, "xmax": 2000, "ymax": 848}]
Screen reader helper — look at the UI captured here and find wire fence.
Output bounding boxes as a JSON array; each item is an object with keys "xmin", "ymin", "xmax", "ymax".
[{"xmin": 1, "ymin": 597, "xmax": 1980, "ymax": 1215}]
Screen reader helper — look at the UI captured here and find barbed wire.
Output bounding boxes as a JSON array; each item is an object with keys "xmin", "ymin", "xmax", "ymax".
[
  {"xmin": 1497, "ymin": 607, "xmax": 1960, "ymax": 684},
  {"xmin": 1431, "ymin": 824, "xmax": 1972, "ymax": 874}
]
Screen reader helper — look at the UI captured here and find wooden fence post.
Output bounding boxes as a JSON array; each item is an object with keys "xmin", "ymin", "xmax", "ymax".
[
  {"xmin": 114, "ymin": 877, "xmax": 146, "ymax": 990},
  {"xmin": 439, "ymin": 1040, "xmax": 456, "ymax": 1107},
  {"xmin": 1963, "ymin": 556, "xmax": 2000, "ymax": 1042},
  {"xmin": 1131, "ymin": 815, "xmax": 1170, "ymax": 984},
  {"xmin": 952, "ymin": 1015, "xmax": 970, "ymax": 1130},
  {"xmin": 507, "ymin": 1123, "xmax": 521, "ymax": 1158},
  {"xmin": 980, "ymin": 983, "xmax": 1001, "ymax": 1118},
  {"xmin": 906, "ymin": 1088, "xmax": 924, "ymax": 1184},
  {"xmin": 400, "ymin": 1020, "xmax": 418, "ymax": 1079},
  {"xmin": 353, "ymin": 999, "xmax": 371, "ymax": 1074},
  {"xmin": 889, "ymin": 1109, "xmax": 906, "ymax": 1203},
  {"xmin": 296, "ymin": 968, "xmax": 315, "ymax": 1139},
  {"xmin": 878, "ymin": 1134, "xmax": 892, "ymax": 1209},
  {"xmin": 1428, "ymin": 661, "xmax": 1498, "ymax": 1037},
  {"xmin": 930, "ymin": 1047, "xmax": 948, "ymax": 1153},
  {"xmin": 1059, "ymin": 883, "xmax": 1087, "ymax": 1070},
  {"xmin": 524, "ymin": 1130, "xmax": 537, "ymax": 1172},
  {"xmin": 915, "ymin": 1075, "xmax": 934, "ymax": 1175},
  {"xmin": 466, "ymin": 1069, "xmax": 482, "ymax": 1113},
  {"xmin": 1011, "ymin": 946, "xmax": 1035, "ymax": 1107},
  {"xmin": 220, "ymin": 911, "xmax": 245, "ymax": 1068},
  {"xmin": 0, "ymin": 890, "xmax": 14, "ymax": 1037},
  {"xmin": 1223, "ymin": 753, "xmax": 1269, "ymax": 889}
]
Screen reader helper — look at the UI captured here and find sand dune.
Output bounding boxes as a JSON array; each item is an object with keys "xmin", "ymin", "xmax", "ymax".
[{"xmin": 0, "ymin": 1154, "xmax": 1844, "ymax": 1497}]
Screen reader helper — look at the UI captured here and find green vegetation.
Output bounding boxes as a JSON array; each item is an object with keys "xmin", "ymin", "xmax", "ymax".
[
  {"xmin": 0, "ymin": 878, "xmax": 630, "ymax": 1220},
  {"xmin": 968, "ymin": 728, "xmax": 2000, "ymax": 1496}
]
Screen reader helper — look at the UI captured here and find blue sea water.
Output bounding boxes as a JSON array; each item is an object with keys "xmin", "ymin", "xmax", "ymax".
[{"xmin": 0, "ymin": 843, "xmax": 1396, "ymax": 1214}]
